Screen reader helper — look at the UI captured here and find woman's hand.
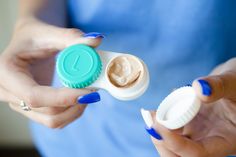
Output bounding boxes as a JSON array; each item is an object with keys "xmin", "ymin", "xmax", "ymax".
[
  {"xmin": 0, "ymin": 17, "xmax": 104, "ymax": 128},
  {"xmin": 142, "ymin": 58, "xmax": 236, "ymax": 157}
]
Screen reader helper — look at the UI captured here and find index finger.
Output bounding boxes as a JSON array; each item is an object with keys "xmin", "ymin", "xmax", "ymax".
[
  {"xmin": 141, "ymin": 109, "xmax": 205, "ymax": 157},
  {"xmin": 1, "ymin": 65, "xmax": 91, "ymax": 108},
  {"xmin": 153, "ymin": 121, "xmax": 204, "ymax": 157}
]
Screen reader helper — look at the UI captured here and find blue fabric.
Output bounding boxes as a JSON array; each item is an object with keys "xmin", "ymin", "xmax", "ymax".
[{"xmin": 30, "ymin": 0, "xmax": 236, "ymax": 157}]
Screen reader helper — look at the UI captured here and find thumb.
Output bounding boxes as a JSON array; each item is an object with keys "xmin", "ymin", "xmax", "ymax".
[{"xmin": 192, "ymin": 71, "xmax": 236, "ymax": 103}]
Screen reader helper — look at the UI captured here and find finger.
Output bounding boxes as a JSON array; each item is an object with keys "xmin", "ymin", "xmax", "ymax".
[
  {"xmin": 32, "ymin": 26, "xmax": 103, "ymax": 53},
  {"xmin": 192, "ymin": 71, "xmax": 236, "ymax": 103},
  {"xmin": 33, "ymin": 106, "xmax": 69, "ymax": 115},
  {"xmin": 53, "ymin": 28, "xmax": 103, "ymax": 48},
  {"xmin": 24, "ymin": 86, "xmax": 98, "ymax": 108},
  {"xmin": 153, "ymin": 121, "xmax": 205, "ymax": 157},
  {"xmin": 9, "ymin": 102, "xmax": 85, "ymax": 128},
  {"xmin": 1, "ymin": 62, "xmax": 100, "ymax": 108},
  {"xmin": 149, "ymin": 111, "xmax": 183, "ymax": 135},
  {"xmin": 141, "ymin": 109, "xmax": 205, "ymax": 157},
  {"xmin": 151, "ymin": 137, "xmax": 179, "ymax": 157},
  {"xmin": 53, "ymin": 104, "xmax": 85, "ymax": 129},
  {"xmin": 57, "ymin": 114, "xmax": 81, "ymax": 129},
  {"xmin": 1, "ymin": 65, "xmax": 83, "ymax": 108},
  {"xmin": 58, "ymin": 105, "xmax": 87, "ymax": 128},
  {"xmin": 9, "ymin": 103, "xmax": 53, "ymax": 127},
  {"xmin": 15, "ymin": 23, "xmax": 104, "ymax": 59}
]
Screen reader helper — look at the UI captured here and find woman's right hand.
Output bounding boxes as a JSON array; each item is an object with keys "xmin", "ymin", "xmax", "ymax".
[
  {"xmin": 142, "ymin": 58, "xmax": 236, "ymax": 157},
  {"xmin": 0, "ymin": 17, "xmax": 104, "ymax": 128}
]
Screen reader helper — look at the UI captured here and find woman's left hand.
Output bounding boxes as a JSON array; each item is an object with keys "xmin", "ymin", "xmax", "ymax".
[
  {"xmin": 0, "ymin": 17, "xmax": 103, "ymax": 128},
  {"xmin": 142, "ymin": 58, "xmax": 236, "ymax": 157}
]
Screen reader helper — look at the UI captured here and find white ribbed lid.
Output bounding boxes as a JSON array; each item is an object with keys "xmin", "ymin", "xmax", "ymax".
[{"xmin": 156, "ymin": 86, "xmax": 201, "ymax": 130}]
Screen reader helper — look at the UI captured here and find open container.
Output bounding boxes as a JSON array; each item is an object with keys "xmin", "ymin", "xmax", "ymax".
[{"xmin": 56, "ymin": 44, "xmax": 149, "ymax": 101}]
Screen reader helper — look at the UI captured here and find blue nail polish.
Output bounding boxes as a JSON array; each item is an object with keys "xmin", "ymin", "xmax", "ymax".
[
  {"xmin": 78, "ymin": 92, "xmax": 101, "ymax": 104},
  {"xmin": 83, "ymin": 32, "xmax": 105, "ymax": 38},
  {"xmin": 145, "ymin": 127, "xmax": 162, "ymax": 140},
  {"xmin": 198, "ymin": 79, "xmax": 212, "ymax": 96}
]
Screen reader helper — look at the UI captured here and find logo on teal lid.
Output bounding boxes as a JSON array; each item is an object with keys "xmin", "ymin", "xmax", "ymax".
[{"xmin": 56, "ymin": 44, "xmax": 102, "ymax": 88}]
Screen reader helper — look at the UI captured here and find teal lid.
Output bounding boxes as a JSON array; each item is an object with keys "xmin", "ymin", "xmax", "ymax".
[{"xmin": 56, "ymin": 44, "xmax": 102, "ymax": 88}]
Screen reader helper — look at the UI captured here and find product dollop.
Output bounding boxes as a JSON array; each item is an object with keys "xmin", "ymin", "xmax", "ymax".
[{"xmin": 108, "ymin": 56, "xmax": 142, "ymax": 87}]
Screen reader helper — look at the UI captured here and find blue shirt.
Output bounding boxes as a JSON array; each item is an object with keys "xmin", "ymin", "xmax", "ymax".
[{"xmin": 30, "ymin": 0, "xmax": 236, "ymax": 157}]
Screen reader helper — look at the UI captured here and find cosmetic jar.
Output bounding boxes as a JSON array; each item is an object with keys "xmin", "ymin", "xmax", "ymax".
[{"xmin": 56, "ymin": 44, "xmax": 149, "ymax": 100}]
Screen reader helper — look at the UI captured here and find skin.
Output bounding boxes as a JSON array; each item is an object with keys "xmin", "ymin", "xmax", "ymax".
[
  {"xmin": 1, "ymin": 0, "xmax": 236, "ymax": 155},
  {"xmin": 148, "ymin": 58, "xmax": 236, "ymax": 157},
  {"xmin": 0, "ymin": 0, "xmax": 102, "ymax": 128}
]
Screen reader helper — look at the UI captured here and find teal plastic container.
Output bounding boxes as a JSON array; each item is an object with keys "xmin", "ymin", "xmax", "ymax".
[{"xmin": 56, "ymin": 44, "xmax": 102, "ymax": 88}]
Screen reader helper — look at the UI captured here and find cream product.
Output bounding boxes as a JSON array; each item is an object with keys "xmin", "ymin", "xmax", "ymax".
[
  {"xmin": 107, "ymin": 55, "xmax": 142, "ymax": 88},
  {"xmin": 56, "ymin": 44, "xmax": 149, "ymax": 100}
]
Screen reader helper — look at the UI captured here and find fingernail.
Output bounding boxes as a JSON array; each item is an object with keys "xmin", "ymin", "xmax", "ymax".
[
  {"xmin": 77, "ymin": 92, "xmax": 101, "ymax": 104},
  {"xmin": 140, "ymin": 108, "xmax": 162, "ymax": 140},
  {"xmin": 198, "ymin": 79, "xmax": 212, "ymax": 96},
  {"xmin": 83, "ymin": 32, "xmax": 105, "ymax": 38},
  {"xmin": 145, "ymin": 127, "xmax": 162, "ymax": 140}
]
